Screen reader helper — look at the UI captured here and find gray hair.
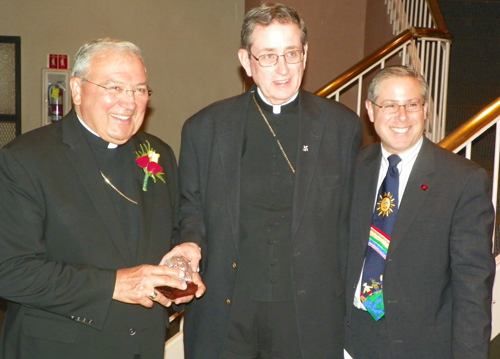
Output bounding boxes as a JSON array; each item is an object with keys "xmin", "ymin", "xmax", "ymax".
[
  {"xmin": 240, "ymin": 3, "xmax": 307, "ymax": 53},
  {"xmin": 72, "ymin": 37, "xmax": 144, "ymax": 78},
  {"xmin": 367, "ymin": 65, "xmax": 428, "ymax": 103}
]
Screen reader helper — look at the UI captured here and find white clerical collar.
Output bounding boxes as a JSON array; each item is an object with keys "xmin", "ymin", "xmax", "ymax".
[
  {"xmin": 77, "ymin": 115, "xmax": 118, "ymax": 149},
  {"xmin": 256, "ymin": 88, "xmax": 299, "ymax": 114}
]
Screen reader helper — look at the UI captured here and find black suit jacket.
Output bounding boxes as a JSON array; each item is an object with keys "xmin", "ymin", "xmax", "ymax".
[
  {"xmin": 0, "ymin": 110, "xmax": 179, "ymax": 359},
  {"xmin": 178, "ymin": 87, "xmax": 362, "ymax": 359},
  {"xmin": 345, "ymin": 138, "xmax": 495, "ymax": 359}
]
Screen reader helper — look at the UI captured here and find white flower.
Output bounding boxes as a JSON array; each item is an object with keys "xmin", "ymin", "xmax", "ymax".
[{"xmin": 148, "ymin": 151, "xmax": 160, "ymax": 163}]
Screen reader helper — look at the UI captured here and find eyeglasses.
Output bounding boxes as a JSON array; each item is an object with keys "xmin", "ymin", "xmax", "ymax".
[
  {"xmin": 250, "ymin": 49, "xmax": 304, "ymax": 67},
  {"xmin": 83, "ymin": 79, "xmax": 152, "ymax": 98},
  {"xmin": 371, "ymin": 101, "xmax": 425, "ymax": 114}
]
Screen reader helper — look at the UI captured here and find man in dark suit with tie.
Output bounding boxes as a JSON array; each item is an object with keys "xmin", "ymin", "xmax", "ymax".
[
  {"xmin": 0, "ymin": 38, "xmax": 203, "ymax": 359},
  {"xmin": 344, "ymin": 65, "xmax": 496, "ymax": 359},
  {"xmin": 169, "ymin": 3, "xmax": 362, "ymax": 358}
]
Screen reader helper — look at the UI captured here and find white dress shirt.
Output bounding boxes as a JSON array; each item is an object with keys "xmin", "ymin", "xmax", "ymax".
[{"xmin": 352, "ymin": 137, "xmax": 423, "ymax": 311}]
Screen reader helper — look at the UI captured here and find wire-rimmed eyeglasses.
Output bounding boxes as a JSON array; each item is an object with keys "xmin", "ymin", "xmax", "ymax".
[
  {"xmin": 83, "ymin": 79, "xmax": 152, "ymax": 98},
  {"xmin": 250, "ymin": 50, "xmax": 304, "ymax": 67},
  {"xmin": 371, "ymin": 101, "xmax": 425, "ymax": 114}
]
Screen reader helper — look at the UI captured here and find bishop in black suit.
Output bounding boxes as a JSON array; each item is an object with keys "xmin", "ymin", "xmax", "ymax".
[
  {"xmin": 169, "ymin": 4, "xmax": 362, "ymax": 358},
  {"xmin": 0, "ymin": 38, "xmax": 199, "ymax": 359}
]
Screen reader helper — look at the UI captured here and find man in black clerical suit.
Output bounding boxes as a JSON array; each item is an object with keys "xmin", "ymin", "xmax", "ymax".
[
  {"xmin": 167, "ymin": 3, "xmax": 362, "ymax": 358},
  {"xmin": 0, "ymin": 38, "xmax": 204, "ymax": 359}
]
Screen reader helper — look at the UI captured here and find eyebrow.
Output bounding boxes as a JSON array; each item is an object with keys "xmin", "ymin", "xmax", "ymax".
[
  {"xmin": 257, "ymin": 45, "xmax": 302, "ymax": 53},
  {"xmin": 102, "ymin": 79, "xmax": 148, "ymax": 87},
  {"xmin": 379, "ymin": 98, "xmax": 423, "ymax": 103}
]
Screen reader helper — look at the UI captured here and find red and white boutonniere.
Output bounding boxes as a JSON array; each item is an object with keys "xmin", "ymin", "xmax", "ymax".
[{"xmin": 135, "ymin": 141, "xmax": 166, "ymax": 191}]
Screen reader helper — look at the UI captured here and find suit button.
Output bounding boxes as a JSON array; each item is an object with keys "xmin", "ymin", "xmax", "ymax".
[
  {"xmin": 129, "ymin": 328, "xmax": 136, "ymax": 336},
  {"xmin": 353, "ymin": 284, "xmax": 357, "ymax": 289},
  {"xmin": 225, "ymin": 299, "xmax": 232, "ymax": 306},
  {"xmin": 231, "ymin": 262, "xmax": 237, "ymax": 269},
  {"xmin": 347, "ymin": 321, "xmax": 350, "ymax": 327}
]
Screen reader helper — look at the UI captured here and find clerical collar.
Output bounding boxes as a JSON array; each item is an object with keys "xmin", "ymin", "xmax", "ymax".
[
  {"xmin": 77, "ymin": 115, "xmax": 118, "ymax": 149},
  {"xmin": 256, "ymin": 88, "xmax": 299, "ymax": 114}
]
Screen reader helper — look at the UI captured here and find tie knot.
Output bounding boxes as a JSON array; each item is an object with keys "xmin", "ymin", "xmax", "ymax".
[{"xmin": 388, "ymin": 154, "xmax": 401, "ymax": 168}]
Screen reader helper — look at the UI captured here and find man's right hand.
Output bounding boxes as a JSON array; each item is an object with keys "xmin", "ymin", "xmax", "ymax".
[{"xmin": 113, "ymin": 264, "xmax": 188, "ymax": 308}]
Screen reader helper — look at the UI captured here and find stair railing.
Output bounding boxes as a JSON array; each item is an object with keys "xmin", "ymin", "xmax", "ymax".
[
  {"xmin": 315, "ymin": 0, "xmax": 451, "ymax": 143},
  {"xmin": 439, "ymin": 96, "xmax": 500, "ymax": 222},
  {"xmin": 386, "ymin": 0, "xmax": 448, "ymax": 35},
  {"xmin": 315, "ymin": 27, "xmax": 452, "ymax": 143}
]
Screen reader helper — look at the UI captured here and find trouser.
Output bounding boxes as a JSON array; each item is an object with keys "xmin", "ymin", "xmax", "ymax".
[
  {"xmin": 221, "ymin": 293, "xmax": 302, "ymax": 359},
  {"xmin": 348, "ymin": 306, "xmax": 392, "ymax": 359}
]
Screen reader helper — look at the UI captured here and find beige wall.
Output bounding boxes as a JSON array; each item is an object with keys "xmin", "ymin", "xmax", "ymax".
[
  {"xmin": 0, "ymin": 0, "xmax": 395, "ymax": 155},
  {"xmin": 0, "ymin": 0, "xmax": 245, "ymax": 155}
]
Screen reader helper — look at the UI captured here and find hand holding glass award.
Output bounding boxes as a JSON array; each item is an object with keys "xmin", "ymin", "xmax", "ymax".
[{"xmin": 155, "ymin": 256, "xmax": 198, "ymax": 299}]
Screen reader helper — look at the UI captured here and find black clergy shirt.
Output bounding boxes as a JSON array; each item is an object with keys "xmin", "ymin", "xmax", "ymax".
[
  {"xmin": 238, "ymin": 90, "xmax": 299, "ymax": 301},
  {"xmin": 84, "ymin": 128, "xmax": 140, "ymax": 260}
]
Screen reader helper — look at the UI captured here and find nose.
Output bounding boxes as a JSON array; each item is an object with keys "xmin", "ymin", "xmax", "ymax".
[
  {"xmin": 396, "ymin": 105, "xmax": 408, "ymax": 120},
  {"xmin": 275, "ymin": 55, "xmax": 290, "ymax": 75},
  {"xmin": 119, "ymin": 90, "xmax": 137, "ymax": 110}
]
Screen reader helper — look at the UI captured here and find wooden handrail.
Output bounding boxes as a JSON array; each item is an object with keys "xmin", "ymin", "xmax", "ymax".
[
  {"xmin": 314, "ymin": 27, "xmax": 453, "ymax": 98},
  {"xmin": 427, "ymin": 0, "xmax": 448, "ymax": 31},
  {"xmin": 438, "ymin": 96, "xmax": 500, "ymax": 152}
]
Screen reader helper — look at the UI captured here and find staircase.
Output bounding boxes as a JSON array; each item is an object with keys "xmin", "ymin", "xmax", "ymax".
[{"xmin": 439, "ymin": 0, "xmax": 500, "ymax": 158}]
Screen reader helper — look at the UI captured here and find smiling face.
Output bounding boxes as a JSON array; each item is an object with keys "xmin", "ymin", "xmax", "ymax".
[
  {"xmin": 366, "ymin": 76, "xmax": 427, "ymax": 154},
  {"xmin": 238, "ymin": 21, "xmax": 307, "ymax": 105},
  {"xmin": 70, "ymin": 50, "xmax": 148, "ymax": 145}
]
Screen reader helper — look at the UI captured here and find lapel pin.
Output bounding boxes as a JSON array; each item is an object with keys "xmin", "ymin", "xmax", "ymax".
[
  {"xmin": 302, "ymin": 145, "xmax": 309, "ymax": 152},
  {"xmin": 421, "ymin": 184, "xmax": 428, "ymax": 190}
]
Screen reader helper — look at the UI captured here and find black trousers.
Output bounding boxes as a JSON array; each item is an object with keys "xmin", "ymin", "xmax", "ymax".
[
  {"xmin": 222, "ymin": 291, "xmax": 302, "ymax": 359},
  {"xmin": 348, "ymin": 306, "xmax": 392, "ymax": 359}
]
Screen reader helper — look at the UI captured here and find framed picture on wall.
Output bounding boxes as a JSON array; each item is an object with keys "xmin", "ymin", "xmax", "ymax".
[{"xmin": 0, "ymin": 35, "xmax": 21, "ymax": 148}]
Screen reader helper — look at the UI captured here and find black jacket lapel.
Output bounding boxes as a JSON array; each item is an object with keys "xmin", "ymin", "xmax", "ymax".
[{"xmin": 62, "ymin": 111, "xmax": 134, "ymax": 264}]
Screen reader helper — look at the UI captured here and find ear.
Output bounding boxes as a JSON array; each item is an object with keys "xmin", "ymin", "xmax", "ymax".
[
  {"xmin": 365, "ymin": 100, "xmax": 375, "ymax": 123},
  {"xmin": 238, "ymin": 49, "xmax": 253, "ymax": 78},
  {"xmin": 423, "ymin": 101, "xmax": 429, "ymax": 120},
  {"xmin": 70, "ymin": 77, "xmax": 82, "ymax": 106},
  {"xmin": 302, "ymin": 43, "xmax": 308, "ymax": 70}
]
